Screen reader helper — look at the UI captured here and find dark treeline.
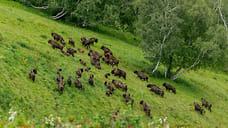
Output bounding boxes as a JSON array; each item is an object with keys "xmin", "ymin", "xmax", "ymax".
[{"xmin": 14, "ymin": 0, "xmax": 228, "ymax": 80}]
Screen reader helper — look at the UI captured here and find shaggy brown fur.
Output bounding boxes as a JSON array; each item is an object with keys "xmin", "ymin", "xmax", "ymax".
[
  {"xmin": 48, "ymin": 39, "xmax": 64, "ymax": 50},
  {"xmin": 147, "ymin": 84, "xmax": 164, "ymax": 97},
  {"xmin": 60, "ymin": 39, "xmax": 66, "ymax": 46},
  {"xmin": 88, "ymin": 74, "xmax": 94, "ymax": 86},
  {"xmin": 77, "ymin": 48, "xmax": 85, "ymax": 53},
  {"xmin": 106, "ymin": 91, "xmax": 113, "ymax": 96},
  {"xmin": 162, "ymin": 83, "xmax": 176, "ymax": 94},
  {"xmin": 105, "ymin": 73, "xmax": 110, "ymax": 78},
  {"xmin": 88, "ymin": 50, "xmax": 102, "ymax": 69},
  {"xmin": 79, "ymin": 59, "xmax": 86, "ymax": 66},
  {"xmin": 29, "ymin": 68, "xmax": 37, "ymax": 82},
  {"xmin": 56, "ymin": 75, "xmax": 65, "ymax": 94},
  {"xmin": 194, "ymin": 102, "xmax": 205, "ymax": 115},
  {"xmin": 140, "ymin": 100, "xmax": 151, "ymax": 117},
  {"xmin": 88, "ymin": 50, "xmax": 102, "ymax": 59},
  {"xmin": 69, "ymin": 38, "xmax": 75, "ymax": 47},
  {"xmin": 112, "ymin": 79, "xmax": 127, "ymax": 91},
  {"xmin": 101, "ymin": 45, "xmax": 112, "ymax": 55},
  {"xmin": 104, "ymin": 81, "xmax": 115, "ymax": 91},
  {"xmin": 104, "ymin": 53, "xmax": 119, "ymax": 66},
  {"xmin": 67, "ymin": 47, "xmax": 77, "ymax": 57},
  {"xmin": 89, "ymin": 38, "xmax": 98, "ymax": 45},
  {"xmin": 201, "ymin": 98, "xmax": 212, "ymax": 112},
  {"xmin": 85, "ymin": 67, "xmax": 91, "ymax": 72},
  {"xmin": 51, "ymin": 33, "xmax": 63, "ymax": 41},
  {"xmin": 75, "ymin": 76, "xmax": 83, "ymax": 89},
  {"xmin": 57, "ymin": 68, "xmax": 62, "ymax": 75},
  {"xmin": 134, "ymin": 71, "xmax": 148, "ymax": 81},
  {"xmin": 76, "ymin": 68, "xmax": 83, "ymax": 78},
  {"xmin": 111, "ymin": 68, "xmax": 126, "ymax": 80},
  {"xmin": 67, "ymin": 76, "xmax": 72, "ymax": 87},
  {"xmin": 61, "ymin": 50, "xmax": 70, "ymax": 56},
  {"xmin": 123, "ymin": 93, "xmax": 134, "ymax": 106}
]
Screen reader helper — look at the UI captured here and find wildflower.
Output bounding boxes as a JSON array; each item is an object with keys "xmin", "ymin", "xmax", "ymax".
[{"xmin": 8, "ymin": 109, "xmax": 17, "ymax": 121}]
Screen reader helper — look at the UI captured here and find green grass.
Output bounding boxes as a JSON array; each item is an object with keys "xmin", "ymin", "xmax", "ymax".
[{"xmin": 0, "ymin": 0, "xmax": 228, "ymax": 127}]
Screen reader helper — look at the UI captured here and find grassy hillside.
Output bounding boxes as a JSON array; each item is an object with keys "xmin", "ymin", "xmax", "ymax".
[{"xmin": 0, "ymin": 0, "xmax": 228, "ymax": 127}]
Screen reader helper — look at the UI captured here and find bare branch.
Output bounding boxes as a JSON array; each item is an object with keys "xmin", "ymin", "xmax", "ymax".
[
  {"xmin": 171, "ymin": 52, "xmax": 205, "ymax": 81},
  {"xmin": 52, "ymin": 8, "xmax": 65, "ymax": 18},
  {"xmin": 31, "ymin": 4, "xmax": 49, "ymax": 9}
]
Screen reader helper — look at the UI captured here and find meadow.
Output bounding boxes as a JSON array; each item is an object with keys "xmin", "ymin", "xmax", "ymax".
[{"xmin": 0, "ymin": 0, "xmax": 228, "ymax": 127}]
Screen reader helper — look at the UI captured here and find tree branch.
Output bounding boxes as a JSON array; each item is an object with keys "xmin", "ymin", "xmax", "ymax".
[
  {"xmin": 31, "ymin": 4, "xmax": 49, "ymax": 9},
  {"xmin": 52, "ymin": 8, "xmax": 67, "ymax": 20},
  {"xmin": 171, "ymin": 52, "xmax": 205, "ymax": 81}
]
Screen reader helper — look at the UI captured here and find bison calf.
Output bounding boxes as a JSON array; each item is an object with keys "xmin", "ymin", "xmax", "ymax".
[
  {"xmin": 194, "ymin": 102, "xmax": 205, "ymax": 115},
  {"xmin": 105, "ymin": 73, "xmax": 110, "ymax": 78},
  {"xmin": 88, "ymin": 74, "xmax": 94, "ymax": 86},
  {"xmin": 75, "ymin": 77, "xmax": 83, "ymax": 89},
  {"xmin": 140, "ymin": 100, "xmax": 151, "ymax": 117},
  {"xmin": 104, "ymin": 81, "xmax": 115, "ymax": 91},
  {"xmin": 79, "ymin": 59, "xmax": 86, "ymax": 66},
  {"xmin": 29, "ymin": 68, "xmax": 37, "ymax": 82},
  {"xmin": 201, "ymin": 98, "xmax": 212, "ymax": 112},
  {"xmin": 67, "ymin": 76, "xmax": 72, "ymax": 87},
  {"xmin": 85, "ymin": 67, "xmax": 91, "ymax": 72},
  {"xmin": 123, "ymin": 93, "xmax": 134, "ymax": 106},
  {"xmin": 76, "ymin": 68, "xmax": 83, "ymax": 78}
]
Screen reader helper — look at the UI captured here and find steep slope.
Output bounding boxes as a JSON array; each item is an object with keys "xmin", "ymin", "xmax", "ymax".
[{"xmin": 0, "ymin": 0, "xmax": 228, "ymax": 127}]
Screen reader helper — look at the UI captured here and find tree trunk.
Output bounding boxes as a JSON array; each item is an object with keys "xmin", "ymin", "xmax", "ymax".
[{"xmin": 170, "ymin": 52, "xmax": 204, "ymax": 81}]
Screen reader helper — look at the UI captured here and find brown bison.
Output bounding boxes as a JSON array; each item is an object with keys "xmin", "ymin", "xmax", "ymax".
[
  {"xmin": 78, "ymin": 48, "xmax": 85, "ymax": 53},
  {"xmin": 67, "ymin": 76, "xmax": 72, "ymax": 87},
  {"xmin": 79, "ymin": 59, "xmax": 86, "ymax": 66},
  {"xmin": 112, "ymin": 79, "xmax": 127, "ymax": 91},
  {"xmin": 111, "ymin": 68, "xmax": 126, "ymax": 80},
  {"xmin": 140, "ymin": 100, "xmax": 151, "ymax": 117},
  {"xmin": 75, "ymin": 76, "xmax": 83, "ymax": 89},
  {"xmin": 162, "ymin": 83, "xmax": 176, "ymax": 94},
  {"xmin": 201, "ymin": 98, "xmax": 212, "ymax": 112},
  {"xmin": 57, "ymin": 68, "xmax": 62, "ymax": 75},
  {"xmin": 106, "ymin": 90, "xmax": 113, "ymax": 96},
  {"xmin": 123, "ymin": 93, "xmax": 134, "ymax": 106},
  {"xmin": 56, "ymin": 75, "xmax": 65, "ymax": 94},
  {"xmin": 105, "ymin": 73, "xmax": 110, "ymax": 78},
  {"xmin": 76, "ymin": 68, "xmax": 83, "ymax": 78},
  {"xmin": 134, "ymin": 70, "xmax": 148, "ymax": 81},
  {"xmin": 61, "ymin": 50, "xmax": 70, "ymax": 56},
  {"xmin": 48, "ymin": 39, "xmax": 64, "ymax": 50},
  {"xmin": 85, "ymin": 67, "xmax": 91, "ymax": 72},
  {"xmin": 29, "ymin": 68, "xmax": 37, "ymax": 82},
  {"xmin": 101, "ymin": 45, "xmax": 112, "ymax": 55},
  {"xmin": 88, "ymin": 74, "xmax": 94, "ymax": 86},
  {"xmin": 69, "ymin": 38, "xmax": 75, "ymax": 47},
  {"xmin": 147, "ymin": 84, "xmax": 164, "ymax": 97},
  {"xmin": 194, "ymin": 102, "xmax": 205, "ymax": 115},
  {"xmin": 67, "ymin": 47, "xmax": 77, "ymax": 57},
  {"xmin": 104, "ymin": 81, "xmax": 115, "ymax": 91}
]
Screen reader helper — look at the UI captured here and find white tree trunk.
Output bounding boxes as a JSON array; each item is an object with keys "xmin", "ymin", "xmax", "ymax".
[
  {"xmin": 216, "ymin": 0, "xmax": 228, "ymax": 46},
  {"xmin": 171, "ymin": 52, "xmax": 204, "ymax": 81},
  {"xmin": 31, "ymin": 4, "xmax": 49, "ymax": 9}
]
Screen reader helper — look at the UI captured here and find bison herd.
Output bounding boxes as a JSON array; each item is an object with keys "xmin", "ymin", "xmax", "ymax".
[{"xmin": 28, "ymin": 32, "xmax": 212, "ymax": 118}]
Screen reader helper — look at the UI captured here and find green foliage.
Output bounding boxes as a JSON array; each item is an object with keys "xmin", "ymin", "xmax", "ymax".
[
  {"xmin": 0, "ymin": 0, "xmax": 228, "ymax": 127},
  {"xmin": 137, "ymin": 0, "xmax": 228, "ymax": 79}
]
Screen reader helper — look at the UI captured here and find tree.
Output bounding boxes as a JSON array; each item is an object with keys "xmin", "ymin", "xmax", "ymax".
[{"xmin": 137, "ymin": 0, "xmax": 228, "ymax": 80}]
